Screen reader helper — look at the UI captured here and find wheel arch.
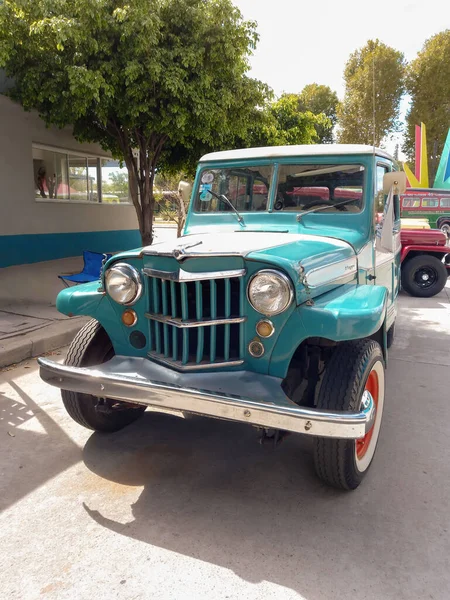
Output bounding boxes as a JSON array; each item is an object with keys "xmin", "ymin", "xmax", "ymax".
[{"xmin": 269, "ymin": 284, "xmax": 389, "ymax": 379}]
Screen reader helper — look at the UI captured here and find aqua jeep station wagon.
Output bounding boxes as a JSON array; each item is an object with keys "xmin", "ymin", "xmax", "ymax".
[{"xmin": 39, "ymin": 145, "xmax": 406, "ymax": 490}]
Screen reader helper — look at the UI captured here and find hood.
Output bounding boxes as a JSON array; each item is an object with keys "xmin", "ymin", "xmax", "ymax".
[{"xmin": 143, "ymin": 232, "xmax": 357, "ymax": 304}]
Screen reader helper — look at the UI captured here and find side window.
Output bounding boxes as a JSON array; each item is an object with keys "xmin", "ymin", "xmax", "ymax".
[
  {"xmin": 440, "ymin": 198, "xmax": 450, "ymax": 208},
  {"xmin": 375, "ymin": 165, "xmax": 388, "ymax": 213},
  {"xmin": 404, "ymin": 197, "xmax": 421, "ymax": 208},
  {"xmin": 421, "ymin": 198, "xmax": 438, "ymax": 208}
]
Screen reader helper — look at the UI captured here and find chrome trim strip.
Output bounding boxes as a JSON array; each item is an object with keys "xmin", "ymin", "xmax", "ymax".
[
  {"xmin": 304, "ymin": 257, "xmax": 357, "ymax": 288},
  {"xmin": 143, "ymin": 268, "xmax": 246, "ymax": 282},
  {"xmin": 38, "ymin": 357, "xmax": 375, "ymax": 439},
  {"xmin": 145, "ymin": 313, "xmax": 246, "ymax": 328},
  {"xmin": 148, "ymin": 354, "xmax": 244, "ymax": 371}
]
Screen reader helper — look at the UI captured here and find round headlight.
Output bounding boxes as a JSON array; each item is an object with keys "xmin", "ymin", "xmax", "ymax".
[
  {"xmin": 247, "ymin": 269, "xmax": 294, "ymax": 316},
  {"xmin": 105, "ymin": 263, "xmax": 143, "ymax": 305}
]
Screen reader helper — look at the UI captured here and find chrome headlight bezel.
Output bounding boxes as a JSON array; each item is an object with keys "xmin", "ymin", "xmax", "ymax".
[
  {"xmin": 247, "ymin": 269, "xmax": 294, "ymax": 316},
  {"xmin": 104, "ymin": 263, "xmax": 143, "ymax": 306}
]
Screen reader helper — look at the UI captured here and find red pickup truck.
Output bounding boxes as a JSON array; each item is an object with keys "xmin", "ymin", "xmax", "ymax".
[{"xmin": 401, "ymin": 228, "xmax": 450, "ymax": 297}]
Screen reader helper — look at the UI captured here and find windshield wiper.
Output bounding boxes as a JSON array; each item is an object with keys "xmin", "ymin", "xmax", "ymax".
[
  {"xmin": 296, "ymin": 198, "xmax": 358, "ymax": 222},
  {"xmin": 206, "ymin": 189, "xmax": 245, "ymax": 227}
]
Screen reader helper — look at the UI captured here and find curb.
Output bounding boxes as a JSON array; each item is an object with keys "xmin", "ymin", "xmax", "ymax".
[{"xmin": 0, "ymin": 317, "xmax": 89, "ymax": 368}]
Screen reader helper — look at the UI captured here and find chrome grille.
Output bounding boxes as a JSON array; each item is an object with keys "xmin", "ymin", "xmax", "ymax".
[{"xmin": 144, "ymin": 268, "xmax": 246, "ymax": 370}]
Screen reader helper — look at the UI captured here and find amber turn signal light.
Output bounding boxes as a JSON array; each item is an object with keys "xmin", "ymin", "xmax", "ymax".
[
  {"xmin": 122, "ymin": 309, "xmax": 138, "ymax": 327},
  {"xmin": 256, "ymin": 319, "xmax": 274, "ymax": 338}
]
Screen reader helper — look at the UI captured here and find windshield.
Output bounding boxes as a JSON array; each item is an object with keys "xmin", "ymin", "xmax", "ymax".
[
  {"xmin": 274, "ymin": 164, "xmax": 365, "ymax": 213},
  {"xmin": 194, "ymin": 165, "xmax": 272, "ymax": 213},
  {"xmin": 194, "ymin": 163, "xmax": 365, "ymax": 214}
]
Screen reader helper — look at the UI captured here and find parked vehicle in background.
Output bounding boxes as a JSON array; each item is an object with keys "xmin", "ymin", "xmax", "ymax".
[
  {"xmin": 400, "ymin": 228, "xmax": 450, "ymax": 297},
  {"xmin": 39, "ymin": 144, "xmax": 405, "ymax": 491},
  {"xmin": 400, "ymin": 188, "xmax": 450, "ymax": 235}
]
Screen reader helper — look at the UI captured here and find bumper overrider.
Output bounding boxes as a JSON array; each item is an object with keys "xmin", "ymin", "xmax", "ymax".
[{"xmin": 38, "ymin": 356, "xmax": 375, "ymax": 439}]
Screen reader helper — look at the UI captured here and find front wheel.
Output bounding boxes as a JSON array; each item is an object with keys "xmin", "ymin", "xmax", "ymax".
[
  {"xmin": 401, "ymin": 255, "xmax": 448, "ymax": 298},
  {"xmin": 313, "ymin": 340, "xmax": 385, "ymax": 490},
  {"xmin": 61, "ymin": 319, "xmax": 146, "ymax": 432}
]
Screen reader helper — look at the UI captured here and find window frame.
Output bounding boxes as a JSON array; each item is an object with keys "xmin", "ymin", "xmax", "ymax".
[{"xmin": 32, "ymin": 143, "xmax": 131, "ymax": 205}]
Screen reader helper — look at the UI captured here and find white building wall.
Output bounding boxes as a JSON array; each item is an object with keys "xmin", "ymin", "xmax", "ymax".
[{"xmin": 0, "ymin": 94, "xmax": 138, "ymax": 237}]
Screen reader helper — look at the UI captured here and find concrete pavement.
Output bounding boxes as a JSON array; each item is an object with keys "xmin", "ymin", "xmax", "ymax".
[{"xmin": 0, "ymin": 289, "xmax": 449, "ymax": 599}]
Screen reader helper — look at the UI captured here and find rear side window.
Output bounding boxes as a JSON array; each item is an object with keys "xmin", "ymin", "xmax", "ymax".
[
  {"xmin": 440, "ymin": 198, "xmax": 450, "ymax": 208},
  {"xmin": 421, "ymin": 198, "xmax": 438, "ymax": 207},
  {"xmin": 402, "ymin": 197, "xmax": 421, "ymax": 208}
]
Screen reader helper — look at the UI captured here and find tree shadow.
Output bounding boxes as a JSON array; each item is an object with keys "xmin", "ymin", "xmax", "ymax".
[
  {"xmin": 81, "ymin": 410, "xmax": 413, "ymax": 600},
  {"xmin": 0, "ymin": 377, "xmax": 81, "ymax": 511}
]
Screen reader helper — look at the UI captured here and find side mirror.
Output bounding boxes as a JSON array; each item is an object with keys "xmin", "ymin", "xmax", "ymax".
[
  {"xmin": 178, "ymin": 181, "xmax": 192, "ymax": 203},
  {"xmin": 383, "ymin": 171, "xmax": 407, "ymax": 195}
]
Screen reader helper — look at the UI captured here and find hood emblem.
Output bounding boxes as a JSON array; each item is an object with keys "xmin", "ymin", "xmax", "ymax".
[{"xmin": 172, "ymin": 241, "xmax": 203, "ymax": 260}]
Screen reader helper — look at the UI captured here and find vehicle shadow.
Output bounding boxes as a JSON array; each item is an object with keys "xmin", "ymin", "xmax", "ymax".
[{"xmin": 82, "ymin": 411, "xmax": 403, "ymax": 599}]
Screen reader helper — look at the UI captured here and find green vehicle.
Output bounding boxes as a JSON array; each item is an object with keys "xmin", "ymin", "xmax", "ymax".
[
  {"xmin": 39, "ymin": 144, "xmax": 406, "ymax": 490},
  {"xmin": 400, "ymin": 188, "xmax": 450, "ymax": 235}
]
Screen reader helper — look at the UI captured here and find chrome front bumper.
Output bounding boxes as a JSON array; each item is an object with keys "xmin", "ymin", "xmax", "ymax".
[{"xmin": 38, "ymin": 356, "xmax": 375, "ymax": 439}]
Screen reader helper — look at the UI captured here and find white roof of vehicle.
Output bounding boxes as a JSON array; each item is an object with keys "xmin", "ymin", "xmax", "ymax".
[{"xmin": 200, "ymin": 144, "xmax": 394, "ymax": 162}]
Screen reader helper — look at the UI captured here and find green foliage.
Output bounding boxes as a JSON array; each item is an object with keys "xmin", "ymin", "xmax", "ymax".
[
  {"xmin": 243, "ymin": 95, "xmax": 329, "ymax": 147},
  {"xmin": 403, "ymin": 30, "xmax": 450, "ymax": 181},
  {"xmin": 0, "ymin": 0, "xmax": 269, "ymax": 244},
  {"xmin": 337, "ymin": 39, "xmax": 405, "ymax": 146},
  {"xmin": 102, "ymin": 171, "xmax": 128, "ymax": 197},
  {"xmin": 297, "ymin": 84, "xmax": 339, "ymax": 143}
]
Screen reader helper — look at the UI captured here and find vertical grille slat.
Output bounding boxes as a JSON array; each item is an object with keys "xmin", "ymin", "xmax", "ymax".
[
  {"xmin": 224, "ymin": 278, "xmax": 231, "ymax": 361},
  {"xmin": 180, "ymin": 282, "xmax": 189, "ymax": 364},
  {"xmin": 146, "ymin": 271, "xmax": 245, "ymax": 370},
  {"xmin": 170, "ymin": 280, "xmax": 177, "ymax": 317},
  {"xmin": 239, "ymin": 277, "xmax": 245, "ymax": 359},
  {"xmin": 210, "ymin": 279, "xmax": 217, "ymax": 363},
  {"xmin": 195, "ymin": 281, "xmax": 204, "ymax": 364}
]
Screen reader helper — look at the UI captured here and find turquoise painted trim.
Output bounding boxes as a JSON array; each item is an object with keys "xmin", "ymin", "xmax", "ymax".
[
  {"xmin": 269, "ymin": 284, "xmax": 388, "ymax": 378},
  {"xmin": 0, "ymin": 230, "xmax": 141, "ymax": 267}
]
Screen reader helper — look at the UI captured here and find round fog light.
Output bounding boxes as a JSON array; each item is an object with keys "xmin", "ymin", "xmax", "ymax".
[
  {"xmin": 256, "ymin": 319, "xmax": 274, "ymax": 338},
  {"xmin": 122, "ymin": 309, "xmax": 138, "ymax": 327},
  {"xmin": 249, "ymin": 340, "xmax": 265, "ymax": 358}
]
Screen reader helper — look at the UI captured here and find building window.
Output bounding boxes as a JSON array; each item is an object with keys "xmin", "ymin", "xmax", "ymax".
[{"xmin": 32, "ymin": 146, "xmax": 131, "ymax": 204}]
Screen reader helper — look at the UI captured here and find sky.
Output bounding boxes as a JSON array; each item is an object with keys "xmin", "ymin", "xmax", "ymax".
[{"xmin": 233, "ymin": 0, "xmax": 447, "ymax": 156}]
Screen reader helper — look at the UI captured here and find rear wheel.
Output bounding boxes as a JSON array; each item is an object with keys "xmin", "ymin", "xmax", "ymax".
[
  {"xmin": 401, "ymin": 255, "xmax": 447, "ymax": 298},
  {"xmin": 313, "ymin": 340, "xmax": 385, "ymax": 490},
  {"xmin": 62, "ymin": 319, "xmax": 146, "ymax": 432},
  {"xmin": 439, "ymin": 221, "xmax": 450, "ymax": 238}
]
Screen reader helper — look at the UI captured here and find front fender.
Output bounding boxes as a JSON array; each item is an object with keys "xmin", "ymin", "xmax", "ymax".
[
  {"xmin": 56, "ymin": 282, "xmax": 129, "ymax": 349},
  {"xmin": 269, "ymin": 284, "xmax": 388, "ymax": 378}
]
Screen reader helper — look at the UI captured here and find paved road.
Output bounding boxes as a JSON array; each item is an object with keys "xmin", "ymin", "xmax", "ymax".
[{"xmin": 1, "ymin": 289, "xmax": 449, "ymax": 600}]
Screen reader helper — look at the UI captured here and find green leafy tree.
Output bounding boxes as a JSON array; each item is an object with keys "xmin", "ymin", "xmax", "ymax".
[
  {"xmin": 246, "ymin": 95, "xmax": 329, "ymax": 147},
  {"xmin": 403, "ymin": 30, "xmax": 450, "ymax": 182},
  {"xmin": 337, "ymin": 39, "xmax": 405, "ymax": 146},
  {"xmin": 297, "ymin": 84, "xmax": 339, "ymax": 143},
  {"xmin": 0, "ymin": 0, "xmax": 268, "ymax": 245}
]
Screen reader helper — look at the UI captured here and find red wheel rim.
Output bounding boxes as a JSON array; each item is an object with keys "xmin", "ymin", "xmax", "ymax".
[{"xmin": 356, "ymin": 370, "xmax": 379, "ymax": 460}]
